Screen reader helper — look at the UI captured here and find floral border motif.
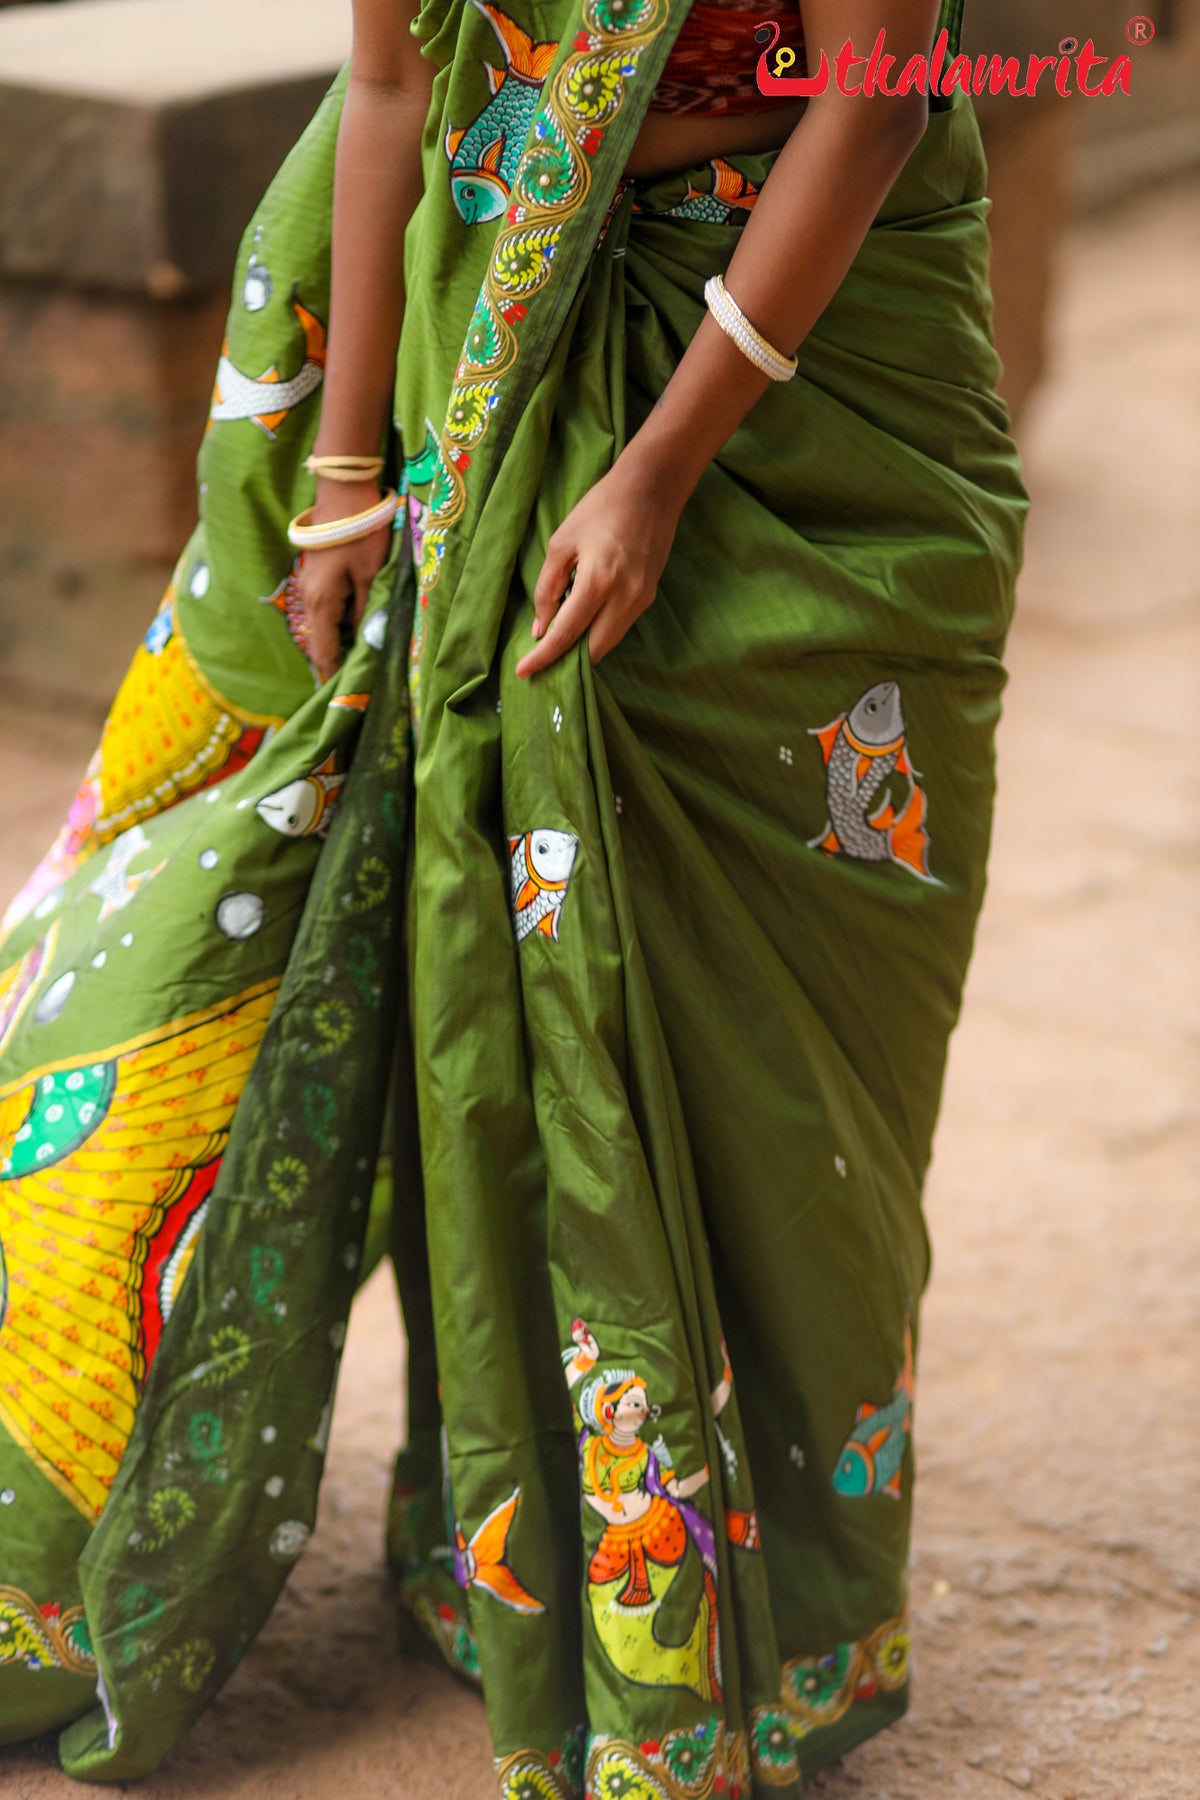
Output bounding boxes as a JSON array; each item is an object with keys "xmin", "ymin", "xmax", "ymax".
[
  {"xmin": 490, "ymin": 1613, "xmax": 910, "ymax": 1800},
  {"xmin": 782, "ymin": 1611, "xmax": 910, "ymax": 1736},
  {"xmin": 0, "ymin": 1585, "xmax": 96, "ymax": 1676},
  {"xmin": 408, "ymin": 0, "xmax": 669, "ymax": 736},
  {"xmin": 588, "ymin": 1717, "xmax": 751, "ymax": 1799},
  {"xmin": 496, "ymin": 1723, "xmax": 587, "ymax": 1800}
]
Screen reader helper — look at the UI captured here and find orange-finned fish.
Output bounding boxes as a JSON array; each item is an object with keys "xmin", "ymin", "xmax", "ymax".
[
  {"xmin": 209, "ymin": 294, "xmax": 327, "ymax": 437},
  {"xmin": 255, "ymin": 753, "xmax": 344, "ymax": 839},
  {"xmin": 443, "ymin": 0, "xmax": 558, "ymax": 225},
  {"xmin": 453, "ymin": 1488, "xmax": 546, "ymax": 1614},
  {"xmin": 808, "ymin": 682, "xmax": 937, "ymax": 883},
  {"xmin": 509, "ymin": 828, "xmax": 579, "ymax": 943},
  {"xmin": 832, "ymin": 1317, "xmax": 915, "ymax": 1502}
]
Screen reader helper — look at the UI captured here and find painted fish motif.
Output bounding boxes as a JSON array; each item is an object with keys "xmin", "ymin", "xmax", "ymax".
[
  {"xmin": 832, "ymin": 1318, "xmax": 914, "ymax": 1502},
  {"xmin": 209, "ymin": 294, "xmax": 327, "ymax": 436},
  {"xmin": 509, "ymin": 828, "xmax": 579, "ymax": 942},
  {"xmin": 445, "ymin": 0, "xmax": 558, "ymax": 225},
  {"xmin": 808, "ymin": 682, "xmax": 936, "ymax": 882},
  {"xmin": 655, "ymin": 158, "xmax": 761, "ymax": 226},
  {"xmin": 255, "ymin": 753, "xmax": 344, "ymax": 838},
  {"xmin": 453, "ymin": 1488, "xmax": 546, "ymax": 1614}
]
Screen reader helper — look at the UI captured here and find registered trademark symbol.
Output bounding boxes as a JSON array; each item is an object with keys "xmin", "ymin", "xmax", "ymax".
[{"xmin": 1126, "ymin": 14, "xmax": 1156, "ymax": 42}]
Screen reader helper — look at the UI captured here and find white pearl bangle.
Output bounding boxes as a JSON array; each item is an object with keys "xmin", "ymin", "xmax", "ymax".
[
  {"xmin": 287, "ymin": 489, "xmax": 400, "ymax": 550},
  {"xmin": 704, "ymin": 275, "xmax": 798, "ymax": 382}
]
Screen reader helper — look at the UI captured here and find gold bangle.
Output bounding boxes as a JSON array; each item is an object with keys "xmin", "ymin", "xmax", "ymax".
[{"xmin": 304, "ymin": 453, "xmax": 386, "ymax": 483}]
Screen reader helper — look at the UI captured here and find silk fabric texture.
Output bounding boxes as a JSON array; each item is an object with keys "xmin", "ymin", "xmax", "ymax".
[{"xmin": 0, "ymin": 0, "xmax": 1025, "ymax": 1790}]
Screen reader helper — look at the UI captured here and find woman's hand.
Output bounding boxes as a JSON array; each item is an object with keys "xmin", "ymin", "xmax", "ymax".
[
  {"xmin": 296, "ymin": 478, "xmax": 394, "ymax": 682},
  {"xmin": 515, "ymin": 457, "xmax": 682, "ymax": 680}
]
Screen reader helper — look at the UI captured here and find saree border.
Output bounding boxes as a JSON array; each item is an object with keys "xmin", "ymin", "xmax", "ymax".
[{"xmin": 408, "ymin": 0, "xmax": 683, "ymax": 734}]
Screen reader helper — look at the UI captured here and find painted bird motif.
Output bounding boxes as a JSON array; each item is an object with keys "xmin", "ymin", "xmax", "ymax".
[
  {"xmin": 209, "ymin": 293, "xmax": 327, "ymax": 436},
  {"xmin": 444, "ymin": 0, "xmax": 559, "ymax": 225},
  {"xmin": 509, "ymin": 829, "xmax": 579, "ymax": 943},
  {"xmin": 808, "ymin": 682, "xmax": 936, "ymax": 882},
  {"xmin": 831, "ymin": 1317, "xmax": 914, "ymax": 1502}
]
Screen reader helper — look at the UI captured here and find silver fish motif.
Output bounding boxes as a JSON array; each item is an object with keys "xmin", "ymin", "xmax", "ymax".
[
  {"xmin": 209, "ymin": 296, "xmax": 326, "ymax": 437},
  {"xmin": 808, "ymin": 682, "xmax": 936, "ymax": 882}
]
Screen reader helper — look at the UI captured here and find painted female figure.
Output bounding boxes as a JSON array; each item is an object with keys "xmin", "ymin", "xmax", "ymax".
[{"xmin": 565, "ymin": 1320, "xmax": 720, "ymax": 1702}]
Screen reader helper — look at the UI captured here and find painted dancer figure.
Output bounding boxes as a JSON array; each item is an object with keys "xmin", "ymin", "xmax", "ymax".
[
  {"xmin": 564, "ymin": 1321, "xmax": 721, "ymax": 1702},
  {"xmin": 0, "ymin": 0, "xmax": 1027, "ymax": 1790}
]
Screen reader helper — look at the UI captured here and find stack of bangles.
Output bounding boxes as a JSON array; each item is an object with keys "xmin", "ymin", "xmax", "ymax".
[
  {"xmin": 703, "ymin": 273, "xmax": 798, "ymax": 382},
  {"xmin": 287, "ymin": 454, "xmax": 399, "ymax": 550}
]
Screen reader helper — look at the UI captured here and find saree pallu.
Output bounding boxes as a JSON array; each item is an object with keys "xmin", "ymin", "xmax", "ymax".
[{"xmin": 0, "ymin": 0, "xmax": 1026, "ymax": 1788}]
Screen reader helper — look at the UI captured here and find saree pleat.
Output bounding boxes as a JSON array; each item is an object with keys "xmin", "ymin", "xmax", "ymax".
[{"xmin": 0, "ymin": 0, "xmax": 1026, "ymax": 1789}]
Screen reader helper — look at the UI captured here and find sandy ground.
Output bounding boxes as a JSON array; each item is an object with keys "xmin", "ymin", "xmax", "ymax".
[{"xmin": 1, "ymin": 180, "xmax": 1197, "ymax": 1799}]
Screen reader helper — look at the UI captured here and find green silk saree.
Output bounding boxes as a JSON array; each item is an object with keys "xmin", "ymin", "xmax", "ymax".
[{"xmin": 0, "ymin": 0, "xmax": 1027, "ymax": 1789}]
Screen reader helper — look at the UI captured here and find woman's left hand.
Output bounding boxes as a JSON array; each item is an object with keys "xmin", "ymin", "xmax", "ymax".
[{"xmin": 515, "ymin": 456, "xmax": 682, "ymax": 679}]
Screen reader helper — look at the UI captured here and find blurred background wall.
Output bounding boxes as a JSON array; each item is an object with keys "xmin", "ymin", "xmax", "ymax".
[{"xmin": 0, "ymin": 0, "xmax": 1197, "ymax": 714}]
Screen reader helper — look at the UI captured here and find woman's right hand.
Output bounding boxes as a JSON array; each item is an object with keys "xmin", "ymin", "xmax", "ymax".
[{"xmin": 295, "ymin": 479, "xmax": 394, "ymax": 683}]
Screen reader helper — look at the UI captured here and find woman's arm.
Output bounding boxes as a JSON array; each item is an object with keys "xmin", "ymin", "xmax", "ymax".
[
  {"xmin": 516, "ymin": 0, "xmax": 942, "ymax": 679},
  {"xmin": 298, "ymin": 0, "xmax": 435, "ymax": 682}
]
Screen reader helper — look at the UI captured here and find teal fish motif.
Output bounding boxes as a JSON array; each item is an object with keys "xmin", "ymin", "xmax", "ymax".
[
  {"xmin": 832, "ymin": 1318, "xmax": 914, "ymax": 1502},
  {"xmin": 445, "ymin": 0, "xmax": 558, "ymax": 225},
  {"xmin": 656, "ymin": 159, "xmax": 761, "ymax": 227}
]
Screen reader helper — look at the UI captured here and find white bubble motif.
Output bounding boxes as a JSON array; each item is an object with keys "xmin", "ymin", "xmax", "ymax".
[
  {"xmin": 269, "ymin": 1520, "xmax": 311, "ymax": 1561},
  {"xmin": 34, "ymin": 971, "xmax": 75, "ymax": 1024},
  {"xmin": 216, "ymin": 893, "xmax": 265, "ymax": 940}
]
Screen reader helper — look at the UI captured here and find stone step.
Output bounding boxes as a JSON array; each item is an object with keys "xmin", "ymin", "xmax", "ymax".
[
  {"xmin": 0, "ymin": 0, "xmax": 348, "ymax": 710},
  {"xmin": 0, "ymin": 0, "xmax": 349, "ymax": 294}
]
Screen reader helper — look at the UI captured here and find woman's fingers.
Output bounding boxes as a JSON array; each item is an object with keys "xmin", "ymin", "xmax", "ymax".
[
  {"xmin": 583, "ymin": 604, "xmax": 631, "ymax": 667},
  {"xmin": 531, "ymin": 534, "xmax": 576, "ymax": 640},
  {"xmin": 516, "ymin": 574, "xmax": 601, "ymax": 678},
  {"xmin": 306, "ymin": 591, "xmax": 347, "ymax": 684}
]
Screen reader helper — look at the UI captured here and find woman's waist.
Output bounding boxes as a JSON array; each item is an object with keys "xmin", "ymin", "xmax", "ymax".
[
  {"xmin": 621, "ymin": 101, "xmax": 808, "ymax": 181},
  {"xmin": 613, "ymin": 88, "xmax": 988, "ymax": 228}
]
